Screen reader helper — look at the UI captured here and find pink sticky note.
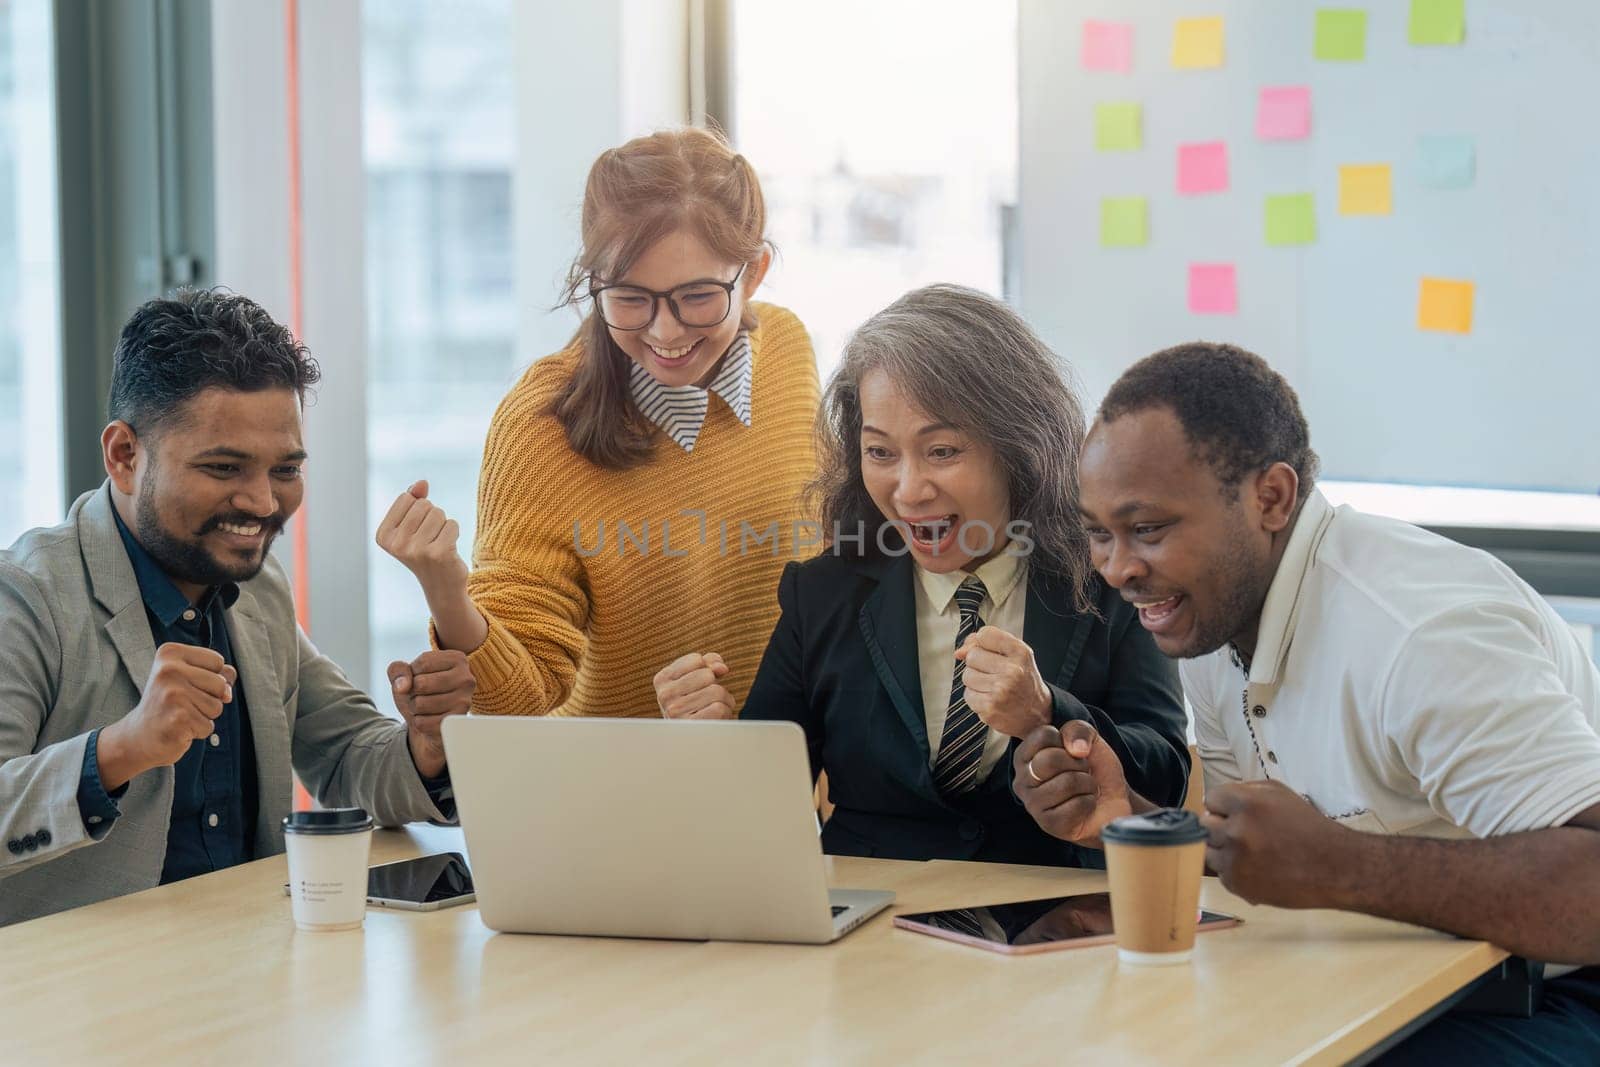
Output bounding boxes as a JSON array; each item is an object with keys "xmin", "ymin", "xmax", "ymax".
[
  {"xmin": 1189, "ymin": 263, "xmax": 1238, "ymax": 314},
  {"xmin": 1082, "ymin": 20, "xmax": 1133, "ymax": 72},
  {"xmin": 1257, "ymin": 86, "xmax": 1311, "ymax": 140},
  {"xmin": 1177, "ymin": 141, "xmax": 1229, "ymax": 194}
]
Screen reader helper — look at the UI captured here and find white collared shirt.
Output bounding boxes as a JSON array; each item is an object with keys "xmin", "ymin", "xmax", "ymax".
[
  {"xmin": 1182, "ymin": 489, "xmax": 1600, "ymax": 840},
  {"xmin": 627, "ymin": 332, "xmax": 752, "ymax": 452},
  {"xmin": 914, "ymin": 550, "xmax": 1029, "ymax": 780}
]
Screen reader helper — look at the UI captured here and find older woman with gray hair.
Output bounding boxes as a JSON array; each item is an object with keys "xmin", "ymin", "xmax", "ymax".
[{"xmin": 654, "ymin": 284, "xmax": 1188, "ymax": 865}]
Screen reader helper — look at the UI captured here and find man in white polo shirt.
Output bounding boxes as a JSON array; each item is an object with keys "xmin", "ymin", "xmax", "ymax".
[{"xmin": 1014, "ymin": 342, "xmax": 1600, "ymax": 1061}]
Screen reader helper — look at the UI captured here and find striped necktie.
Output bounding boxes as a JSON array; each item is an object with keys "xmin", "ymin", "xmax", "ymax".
[{"xmin": 932, "ymin": 576, "xmax": 989, "ymax": 796}]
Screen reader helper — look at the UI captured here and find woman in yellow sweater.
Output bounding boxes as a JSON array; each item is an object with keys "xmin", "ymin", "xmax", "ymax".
[{"xmin": 376, "ymin": 128, "xmax": 820, "ymax": 717}]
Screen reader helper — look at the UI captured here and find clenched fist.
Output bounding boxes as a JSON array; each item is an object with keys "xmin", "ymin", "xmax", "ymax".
[
  {"xmin": 389, "ymin": 649, "xmax": 475, "ymax": 779},
  {"xmin": 375, "ymin": 480, "xmax": 468, "ymax": 598},
  {"xmin": 954, "ymin": 625, "xmax": 1052, "ymax": 738},
  {"xmin": 1202, "ymin": 780, "xmax": 1352, "ymax": 909},
  {"xmin": 653, "ymin": 653, "xmax": 737, "ymax": 719},
  {"xmin": 97, "ymin": 643, "xmax": 237, "ymax": 791},
  {"xmin": 1013, "ymin": 721, "xmax": 1133, "ymax": 845}
]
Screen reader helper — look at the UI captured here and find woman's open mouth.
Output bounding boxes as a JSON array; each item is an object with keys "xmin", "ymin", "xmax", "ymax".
[{"xmin": 904, "ymin": 514, "xmax": 960, "ymax": 556}]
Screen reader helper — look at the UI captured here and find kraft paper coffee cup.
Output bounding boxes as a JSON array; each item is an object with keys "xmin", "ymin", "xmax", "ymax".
[
  {"xmin": 283, "ymin": 808, "xmax": 374, "ymax": 931},
  {"xmin": 1102, "ymin": 808, "xmax": 1208, "ymax": 965}
]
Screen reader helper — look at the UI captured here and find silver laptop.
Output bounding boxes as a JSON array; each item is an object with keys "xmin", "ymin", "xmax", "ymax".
[{"xmin": 442, "ymin": 716, "xmax": 895, "ymax": 944}]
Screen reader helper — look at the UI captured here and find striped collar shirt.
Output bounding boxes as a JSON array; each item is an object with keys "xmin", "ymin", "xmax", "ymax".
[{"xmin": 628, "ymin": 332, "xmax": 753, "ymax": 452}]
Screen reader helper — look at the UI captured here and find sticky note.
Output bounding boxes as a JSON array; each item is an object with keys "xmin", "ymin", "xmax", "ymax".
[
  {"xmin": 1101, "ymin": 197, "xmax": 1148, "ymax": 248},
  {"xmin": 1188, "ymin": 263, "xmax": 1238, "ymax": 313},
  {"xmin": 1082, "ymin": 20, "xmax": 1133, "ymax": 72},
  {"xmin": 1095, "ymin": 102, "xmax": 1142, "ymax": 151},
  {"xmin": 1257, "ymin": 86, "xmax": 1311, "ymax": 140},
  {"xmin": 1409, "ymin": 0, "xmax": 1465, "ymax": 45},
  {"xmin": 1265, "ymin": 194, "xmax": 1316, "ymax": 245},
  {"xmin": 1315, "ymin": 9, "xmax": 1367, "ymax": 60},
  {"xmin": 1172, "ymin": 16, "xmax": 1224, "ymax": 68},
  {"xmin": 1177, "ymin": 141, "xmax": 1229, "ymax": 195},
  {"xmin": 1339, "ymin": 164, "xmax": 1393, "ymax": 215},
  {"xmin": 1418, "ymin": 277, "xmax": 1473, "ymax": 333},
  {"xmin": 1418, "ymin": 135, "xmax": 1475, "ymax": 188}
]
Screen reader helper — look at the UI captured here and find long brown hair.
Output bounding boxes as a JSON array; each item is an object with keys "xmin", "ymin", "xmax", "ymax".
[
  {"xmin": 551, "ymin": 128, "xmax": 768, "ymax": 469},
  {"xmin": 810, "ymin": 284, "xmax": 1095, "ymax": 612}
]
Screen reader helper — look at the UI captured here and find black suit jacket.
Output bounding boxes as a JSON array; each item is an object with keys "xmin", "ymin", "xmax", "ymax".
[{"xmin": 743, "ymin": 551, "xmax": 1188, "ymax": 867}]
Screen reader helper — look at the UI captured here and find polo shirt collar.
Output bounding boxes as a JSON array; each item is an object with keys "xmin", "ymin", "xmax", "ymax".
[
  {"xmin": 1246, "ymin": 488, "xmax": 1336, "ymax": 687},
  {"xmin": 628, "ymin": 331, "xmax": 753, "ymax": 453}
]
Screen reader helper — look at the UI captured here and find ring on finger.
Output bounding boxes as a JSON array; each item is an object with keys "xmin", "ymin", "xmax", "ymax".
[{"xmin": 1027, "ymin": 756, "xmax": 1044, "ymax": 784}]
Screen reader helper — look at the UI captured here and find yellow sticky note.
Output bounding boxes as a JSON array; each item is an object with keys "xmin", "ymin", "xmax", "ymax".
[
  {"xmin": 1339, "ymin": 164, "xmax": 1392, "ymax": 215},
  {"xmin": 1173, "ymin": 17, "xmax": 1224, "ymax": 68},
  {"xmin": 1417, "ymin": 277, "xmax": 1474, "ymax": 334}
]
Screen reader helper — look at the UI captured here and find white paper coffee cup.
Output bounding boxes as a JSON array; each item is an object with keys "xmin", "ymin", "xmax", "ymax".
[{"xmin": 283, "ymin": 808, "xmax": 374, "ymax": 931}]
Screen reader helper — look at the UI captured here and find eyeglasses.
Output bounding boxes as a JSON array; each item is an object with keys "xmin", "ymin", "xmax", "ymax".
[{"xmin": 589, "ymin": 264, "xmax": 746, "ymax": 331}]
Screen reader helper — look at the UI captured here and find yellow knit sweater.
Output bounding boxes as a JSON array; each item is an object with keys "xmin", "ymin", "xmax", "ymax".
[{"xmin": 461, "ymin": 303, "xmax": 820, "ymax": 716}]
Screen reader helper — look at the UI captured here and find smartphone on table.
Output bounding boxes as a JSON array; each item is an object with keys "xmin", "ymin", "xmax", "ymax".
[
  {"xmin": 366, "ymin": 852, "xmax": 475, "ymax": 910},
  {"xmin": 283, "ymin": 851, "xmax": 475, "ymax": 911}
]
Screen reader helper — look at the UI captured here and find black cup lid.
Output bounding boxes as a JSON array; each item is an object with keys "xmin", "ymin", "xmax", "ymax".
[
  {"xmin": 282, "ymin": 808, "xmax": 373, "ymax": 835},
  {"xmin": 1100, "ymin": 808, "xmax": 1207, "ymax": 846}
]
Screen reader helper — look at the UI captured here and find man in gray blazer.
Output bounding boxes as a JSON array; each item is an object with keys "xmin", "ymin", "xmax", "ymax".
[{"xmin": 0, "ymin": 289, "xmax": 475, "ymax": 926}]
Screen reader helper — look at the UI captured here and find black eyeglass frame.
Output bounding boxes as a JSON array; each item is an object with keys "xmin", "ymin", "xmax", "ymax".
[{"xmin": 588, "ymin": 263, "xmax": 747, "ymax": 331}]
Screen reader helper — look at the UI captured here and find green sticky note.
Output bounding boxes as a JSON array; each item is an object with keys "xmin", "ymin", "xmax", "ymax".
[
  {"xmin": 1315, "ymin": 9, "xmax": 1366, "ymax": 60},
  {"xmin": 1101, "ymin": 197, "xmax": 1148, "ymax": 247},
  {"xmin": 1409, "ymin": 0, "xmax": 1465, "ymax": 45},
  {"xmin": 1264, "ymin": 193, "xmax": 1316, "ymax": 246},
  {"xmin": 1418, "ymin": 135, "xmax": 1475, "ymax": 188},
  {"xmin": 1095, "ymin": 102, "xmax": 1142, "ymax": 151}
]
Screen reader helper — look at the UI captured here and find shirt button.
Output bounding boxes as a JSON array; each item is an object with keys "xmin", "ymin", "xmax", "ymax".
[
  {"xmin": 207, "ymin": 813, "xmax": 219, "ymax": 828},
  {"xmin": 209, "ymin": 734, "xmax": 220, "ymax": 747},
  {"xmin": 1252, "ymin": 705, "xmax": 1266, "ymax": 718},
  {"xmin": 182, "ymin": 609, "xmax": 197, "ymax": 622},
  {"xmin": 1267, "ymin": 751, "xmax": 1279, "ymax": 764}
]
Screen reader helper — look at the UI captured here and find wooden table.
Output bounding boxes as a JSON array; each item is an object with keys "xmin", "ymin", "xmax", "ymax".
[{"xmin": 0, "ymin": 825, "xmax": 1504, "ymax": 1065}]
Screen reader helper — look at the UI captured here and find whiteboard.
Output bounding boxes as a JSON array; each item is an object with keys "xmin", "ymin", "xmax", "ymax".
[{"xmin": 1018, "ymin": 0, "xmax": 1600, "ymax": 493}]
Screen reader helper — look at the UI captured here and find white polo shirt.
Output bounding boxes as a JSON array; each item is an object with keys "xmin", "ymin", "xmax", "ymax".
[{"xmin": 1183, "ymin": 489, "xmax": 1600, "ymax": 840}]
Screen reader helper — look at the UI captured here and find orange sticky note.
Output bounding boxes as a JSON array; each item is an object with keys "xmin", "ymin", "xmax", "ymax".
[
  {"xmin": 1173, "ymin": 17, "xmax": 1224, "ymax": 68},
  {"xmin": 1339, "ymin": 164, "xmax": 1392, "ymax": 215},
  {"xmin": 1418, "ymin": 278, "xmax": 1474, "ymax": 333}
]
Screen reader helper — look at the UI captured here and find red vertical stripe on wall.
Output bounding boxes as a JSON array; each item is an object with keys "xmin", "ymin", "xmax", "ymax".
[{"xmin": 285, "ymin": 0, "xmax": 312, "ymax": 813}]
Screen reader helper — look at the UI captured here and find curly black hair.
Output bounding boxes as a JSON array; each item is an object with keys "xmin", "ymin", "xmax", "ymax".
[
  {"xmin": 1099, "ymin": 341, "xmax": 1319, "ymax": 502},
  {"xmin": 108, "ymin": 288, "xmax": 321, "ymax": 437}
]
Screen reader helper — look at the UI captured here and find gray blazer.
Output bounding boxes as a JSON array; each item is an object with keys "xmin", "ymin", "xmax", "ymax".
[{"xmin": 0, "ymin": 486, "xmax": 447, "ymax": 925}]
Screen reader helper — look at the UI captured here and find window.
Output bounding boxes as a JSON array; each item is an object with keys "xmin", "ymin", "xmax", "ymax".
[
  {"xmin": 0, "ymin": 0, "xmax": 61, "ymax": 545},
  {"xmin": 731, "ymin": 0, "xmax": 1018, "ymax": 379},
  {"xmin": 363, "ymin": 0, "xmax": 516, "ymax": 698}
]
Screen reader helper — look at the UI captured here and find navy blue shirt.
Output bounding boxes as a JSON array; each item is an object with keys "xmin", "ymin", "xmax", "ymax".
[{"xmin": 75, "ymin": 503, "xmax": 259, "ymax": 883}]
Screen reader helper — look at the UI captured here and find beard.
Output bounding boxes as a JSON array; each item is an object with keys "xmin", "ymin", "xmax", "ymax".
[
  {"xmin": 135, "ymin": 470, "xmax": 285, "ymax": 589},
  {"xmin": 1170, "ymin": 517, "xmax": 1277, "ymax": 660}
]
